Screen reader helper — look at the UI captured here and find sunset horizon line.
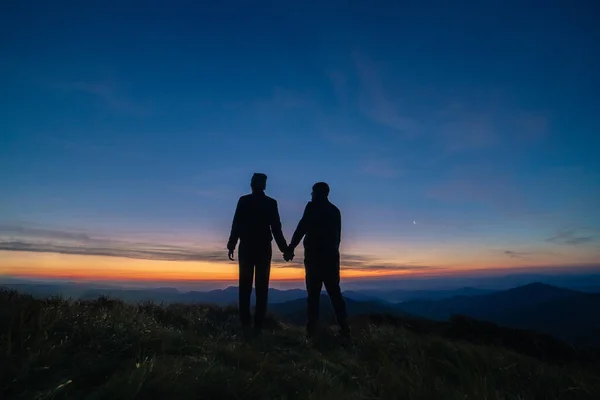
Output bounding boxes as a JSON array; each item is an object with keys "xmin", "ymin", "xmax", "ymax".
[{"xmin": 3, "ymin": 258, "xmax": 599, "ymax": 286}]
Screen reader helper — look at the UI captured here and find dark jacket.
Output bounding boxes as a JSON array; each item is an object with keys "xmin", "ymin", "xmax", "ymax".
[
  {"xmin": 227, "ymin": 192, "xmax": 287, "ymax": 252},
  {"xmin": 290, "ymin": 199, "xmax": 341, "ymax": 253}
]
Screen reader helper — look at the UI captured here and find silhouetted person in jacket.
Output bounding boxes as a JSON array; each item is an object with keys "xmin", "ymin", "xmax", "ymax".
[
  {"xmin": 286, "ymin": 182, "xmax": 349, "ymax": 338},
  {"xmin": 227, "ymin": 173, "xmax": 289, "ymax": 333}
]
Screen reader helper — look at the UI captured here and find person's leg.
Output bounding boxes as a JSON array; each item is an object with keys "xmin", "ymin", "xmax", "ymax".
[
  {"xmin": 238, "ymin": 245, "xmax": 254, "ymax": 327},
  {"xmin": 253, "ymin": 244, "xmax": 272, "ymax": 331},
  {"xmin": 304, "ymin": 254, "xmax": 323, "ymax": 336},
  {"xmin": 322, "ymin": 251, "xmax": 349, "ymax": 335}
]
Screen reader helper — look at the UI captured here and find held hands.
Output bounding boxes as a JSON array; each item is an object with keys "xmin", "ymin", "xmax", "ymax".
[
  {"xmin": 228, "ymin": 245, "xmax": 293, "ymax": 262},
  {"xmin": 283, "ymin": 245, "xmax": 295, "ymax": 262}
]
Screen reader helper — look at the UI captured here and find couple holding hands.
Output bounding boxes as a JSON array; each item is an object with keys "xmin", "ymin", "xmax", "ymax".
[{"xmin": 226, "ymin": 173, "xmax": 349, "ymax": 338}]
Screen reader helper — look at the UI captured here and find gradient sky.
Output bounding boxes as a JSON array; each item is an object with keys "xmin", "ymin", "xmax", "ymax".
[{"xmin": 1, "ymin": 0, "xmax": 599, "ymax": 285}]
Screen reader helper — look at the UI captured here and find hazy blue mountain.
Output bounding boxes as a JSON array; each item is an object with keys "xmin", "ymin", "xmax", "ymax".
[
  {"xmin": 0, "ymin": 281, "xmax": 393, "ymax": 305},
  {"xmin": 357, "ymin": 287, "xmax": 496, "ymax": 303},
  {"xmin": 398, "ymin": 283, "xmax": 600, "ymax": 346},
  {"xmin": 399, "ymin": 283, "xmax": 582, "ymax": 322}
]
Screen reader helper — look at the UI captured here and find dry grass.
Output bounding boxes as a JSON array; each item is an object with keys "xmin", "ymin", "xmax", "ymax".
[{"xmin": 1, "ymin": 289, "xmax": 599, "ymax": 399}]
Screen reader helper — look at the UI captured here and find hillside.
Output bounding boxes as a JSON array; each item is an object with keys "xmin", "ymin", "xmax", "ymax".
[
  {"xmin": 268, "ymin": 295, "xmax": 409, "ymax": 324},
  {"xmin": 399, "ymin": 283, "xmax": 600, "ymax": 346},
  {"xmin": 2, "ymin": 290, "xmax": 600, "ymax": 399},
  {"xmin": 358, "ymin": 287, "xmax": 496, "ymax": 302}
]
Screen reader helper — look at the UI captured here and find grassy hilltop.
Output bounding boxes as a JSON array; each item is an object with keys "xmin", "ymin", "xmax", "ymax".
[{"xmin": 1, "ymin": 289, "xmax": 600, "ymax": 400}]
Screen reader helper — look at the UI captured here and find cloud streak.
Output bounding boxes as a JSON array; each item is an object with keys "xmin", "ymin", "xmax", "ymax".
[
  {"xmin": 503, "ymin": 250, "xmax": 529, "ymax": 259},
  {"xmin": 546, "ymin": 230, "xmax": 595, "ymax": 246},
  {"xmin": 56, "ymin": 81, "xmax": 149, "ymax": 116},
  {"xmin": 0, "ymin": 241, "xmax": 229, "ymax": 262},
  {"xmin": 354, "ymin": 52, "xmax": 419, "ymax": 136},
  {"xmin": 0, "ymin": 225, "xmax": 438, "ymax": 274},
  {"xmin": 350, "ymin": 52, "xmax": 549, "ymax": 156},
  {"xmin": 0, "ymin": 225, "xmax": 92, "ymax": 241},
  {"xmin": 0, "ymin": 224, "xmax": 228, "ymax": 262}
]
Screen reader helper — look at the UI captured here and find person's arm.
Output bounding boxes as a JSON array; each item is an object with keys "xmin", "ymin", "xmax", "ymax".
[
  {"xmin": 227, "ymin": 198, "xmax": 243, "ymax": 252},
  {"xmin": 270, "ymin": 200, "xmax": 288, "ymax": 253},
  {"xmin": 289, "ymin": 202, "xmax": 311, "ymax": 250}
]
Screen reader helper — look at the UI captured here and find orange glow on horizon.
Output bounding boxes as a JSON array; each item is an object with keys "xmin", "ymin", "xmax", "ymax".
[
  {"xmin": 1, "ymin": 251, "xmax": 599, "ymax": 284},
  {"xmin": 1, "ymin": 251, "xmax": 427, "ymax": 282}
]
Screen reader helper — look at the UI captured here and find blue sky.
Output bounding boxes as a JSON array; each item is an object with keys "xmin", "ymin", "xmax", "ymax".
[{"xmin": 1, "ymin": 0, "xmax": 599, "ymax": 280}]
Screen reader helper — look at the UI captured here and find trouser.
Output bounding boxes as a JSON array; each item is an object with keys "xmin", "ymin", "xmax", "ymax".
[
  {"xmin": 238, "ymin": 242, "xmax": 272, "ymax": 328},
  {"xmin": 304, "ymin": 249, "xmax": 348, "ymax": 332}
]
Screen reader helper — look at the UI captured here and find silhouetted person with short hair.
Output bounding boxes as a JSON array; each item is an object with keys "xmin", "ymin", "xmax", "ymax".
[
  {"xmin": 227, "ymin": 173, "xmax": 289, "ymax": 334},
  {"xmin": 286, "ymin": 182, "xmax": 349, "ymax": 338}
]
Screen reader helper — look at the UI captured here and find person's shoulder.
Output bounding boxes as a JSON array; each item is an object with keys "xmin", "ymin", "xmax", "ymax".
[
  {"xmin": 238, "ymin": 194, "xmax": 252, "ymax": 203},
  {"xmin": 264, "ymin": 195, "xmax": 279, "ymax": 205},
  {"xmin": 329, "ymin": 202, "xmax": 341, "ymax": 214}
]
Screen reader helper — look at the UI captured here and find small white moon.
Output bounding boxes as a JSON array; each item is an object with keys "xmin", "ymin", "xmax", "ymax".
[{"xmin": 413, "ymin": 220, "xmax": 416, "ymax": 224}]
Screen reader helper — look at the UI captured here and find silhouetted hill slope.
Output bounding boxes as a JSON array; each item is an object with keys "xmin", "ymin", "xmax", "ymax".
[
  {"xmin": 338, "ymin": 290, "xmax": 387, "ymax": 303},
  {"xmin": 510, "ymin": 292, "xmax": 600, "ymax": 347},
  {"xmin": 268, "ymin": 295, "xmax": 410, "ymax": 324},
  {"xmin": 360, "ymin": 287, "xmax": 496, "ymax": 302},
  {"xmin": 399, "ymin": 283, "xmax": 600, "ymax": 346},
  {"xmin": 400, "ymin": 283, "xmax": 579, "ymax": 321},
  {"xmin": 2, "ymin": 289, "xmax": 600, "ymax": 400}
]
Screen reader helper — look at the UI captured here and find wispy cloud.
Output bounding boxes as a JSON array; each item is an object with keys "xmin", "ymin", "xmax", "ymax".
[
  {"xmin": 546, "ymin": 229, "xmax": 595, "ymax": 246},
  {"xmin": 433, "ymin": 103, "xmax": 499, "ymax": 153},
  {"xmin": 353, "ymin": 54, "xmax": 495, "ymax": 152},
  {"xmin": 491, "ymin": 248, "xmax": 558, "ymax": 260},
  {"xmin": 354, "ymin": 52, "xmax": 419, "ymax": 136},
  {"xmin": 503, "ymin": 250, "xmax": 529, "ymax": 259},
  {"xmin": 0, "ymin": 225, "xmax": 440, "ymax": 274},
  {"xmin": 0, "ymin": 241, "xmax": 229, "ymax": 262},
  {"xmin": 0, "ymin": 225, "xmax": 92, "ymax": 241},
  {"xmin": 349, "ymin": 52, "xmax": 549, "ymax": 156},
  {"xmin": 280, "ymin": 252, "xmax": 442, "ymax": 273},
  {"xmin": 0, "ymin": 224, "xmax": 227, "ymax": 262},
  {"xmin": 56, "ymin": 81, "xmax": 149, "ymax": 116}
]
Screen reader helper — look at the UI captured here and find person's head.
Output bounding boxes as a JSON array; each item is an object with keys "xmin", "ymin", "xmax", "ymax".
[
  {"xmin": 311, "ymin": 182, "xmax": 330, "ymax": 201},
  {"xmin": 251, "ymin": 173, "xmax": 267, "ymax": 192}
]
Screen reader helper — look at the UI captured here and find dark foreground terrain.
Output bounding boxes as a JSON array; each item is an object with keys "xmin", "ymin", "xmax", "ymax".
[{"xmin": 1, "ymin": 289, "xmax": 600, "ymax": 400}]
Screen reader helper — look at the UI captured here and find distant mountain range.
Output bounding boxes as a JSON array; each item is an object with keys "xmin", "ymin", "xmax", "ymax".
[
  {"xmin": 2, "ymin": 279, "xmax": 600, "ymax": 347},
  {"xmin": 397, "ymin": 283, "xmax": 600, "ymax": 347},
  {"xmin": 0, "ymin": 280, "xmax": 498, "ymax": 305},
  {"xmin": 267, "ymin": 283, "xmax": 600, "ymax": 347},
  {"xmin": 349, "ymin": 287, "xmax": 496, "ymax": 302},
  {"xmin": 0, "ymin": 282, "xmax": 307, "ymax": 305}
]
